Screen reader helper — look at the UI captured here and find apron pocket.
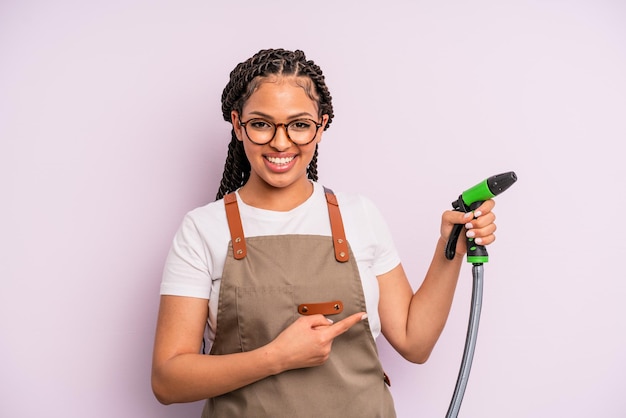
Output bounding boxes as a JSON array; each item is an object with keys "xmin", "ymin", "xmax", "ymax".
[{"xmin": 236, "ymin": 285, "xmax": 296, "ymax": 352}]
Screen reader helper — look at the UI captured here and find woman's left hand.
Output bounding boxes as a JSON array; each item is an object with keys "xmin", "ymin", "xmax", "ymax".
[{"xmin": 440, "ymin": 199, "xmax": 497, "ymax": 255}]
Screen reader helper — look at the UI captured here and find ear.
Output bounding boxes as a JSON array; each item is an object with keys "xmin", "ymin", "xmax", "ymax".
[
  {"xmin": 316, "ymin": 114, "xmax": 330, "ymax": 144},
  {"xmin": 321, "ymin": 114, "xmax": 329, "ymax": 129},
  {"xmin": 231, "ymin": 110, "xmax": 244, "ymax": 141}
]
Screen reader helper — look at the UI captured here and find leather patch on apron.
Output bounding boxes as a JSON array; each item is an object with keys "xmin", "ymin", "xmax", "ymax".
[{"xmin": 297, "ymin": 300, "xmax": 344, "ymax": 316}]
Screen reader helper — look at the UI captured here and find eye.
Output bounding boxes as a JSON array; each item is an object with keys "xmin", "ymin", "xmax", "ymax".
[
  {"xmin": 248, "ymin": 119, "xmax": 273, "ymax": 130},
  {"xmin": 290, "ymin": 120, "xmax": 313, "ymax": 131}
]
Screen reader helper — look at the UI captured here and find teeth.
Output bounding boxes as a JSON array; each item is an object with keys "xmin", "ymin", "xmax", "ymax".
[{"xmin": 266, "ymin": 156, "xmax": 294, "ymax": 165}]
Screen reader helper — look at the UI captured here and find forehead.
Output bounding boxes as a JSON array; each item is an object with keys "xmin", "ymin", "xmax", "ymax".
[{"xmin": 242, "ymin": 76, "xmax": 319, "ymax": 116}]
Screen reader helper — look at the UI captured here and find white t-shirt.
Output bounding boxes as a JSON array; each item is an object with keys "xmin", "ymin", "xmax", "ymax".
[{"xmin": 161, "ymin": 182, "xmax": 401, "ymax": 350}]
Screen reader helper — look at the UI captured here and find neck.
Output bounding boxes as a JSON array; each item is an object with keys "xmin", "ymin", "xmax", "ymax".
[{"xmin": 238, "ymin": 178, "xmax": 314, "ymax": 211}]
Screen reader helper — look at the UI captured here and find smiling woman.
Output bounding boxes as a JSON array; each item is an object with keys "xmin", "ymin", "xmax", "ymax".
[
  {"xmin": 231, "ymin": 77, "xmax": 329, "ymax": 208},
  {"xmin": 151, "ymin": 48, "xmax": 498, "ymax": 418}
]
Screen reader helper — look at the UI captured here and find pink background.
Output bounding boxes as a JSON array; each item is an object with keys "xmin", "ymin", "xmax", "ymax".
[{"xmin": 2, "ymin": 1, "xmax": 625, "ymax": 417}]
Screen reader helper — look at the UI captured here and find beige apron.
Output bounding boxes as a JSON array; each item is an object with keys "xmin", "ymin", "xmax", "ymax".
[{"xmin": 202, "ymin": 188, "xmax": 396, "ymax": 417}]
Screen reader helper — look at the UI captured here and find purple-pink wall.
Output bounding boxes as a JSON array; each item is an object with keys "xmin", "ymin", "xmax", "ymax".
[{"xmin": 2, "ymin": 1, "xmax": 625, "ymax": 417}]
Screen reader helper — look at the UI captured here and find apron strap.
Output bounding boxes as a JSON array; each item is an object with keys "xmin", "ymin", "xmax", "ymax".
[
  {"xmin": 323, "ymin": 187, "xmax": 350, "ymax": 263},
  {"xmin": 224, "ymin": 193, "xmax": 247, "ymax": 260},
  {"xmin": 223, "ymin": 187, "xmax": 349, "ymax": 262}
]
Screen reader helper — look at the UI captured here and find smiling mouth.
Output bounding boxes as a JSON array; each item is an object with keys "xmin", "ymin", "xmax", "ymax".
[{"xmin": 265, "ymin": 156, "xmax": 295, "ymax": 165}]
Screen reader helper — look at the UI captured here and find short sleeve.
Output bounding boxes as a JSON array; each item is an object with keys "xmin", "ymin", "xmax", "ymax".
[
  {"xmin": 339, "ymin": 192, "xmax": 401, "ymax": 277},
  {"xmin": 160, "ymin": 214, "xmax": 212, "ymax": 299},
  {"xmin": 360, "ymin": 197, "xmax": 401, "ymax": 276}
]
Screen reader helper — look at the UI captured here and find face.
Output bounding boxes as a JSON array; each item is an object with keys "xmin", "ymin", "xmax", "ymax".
[{"xmin": 232, "ymin": 76, "xmax": 328, "ymax": 195}]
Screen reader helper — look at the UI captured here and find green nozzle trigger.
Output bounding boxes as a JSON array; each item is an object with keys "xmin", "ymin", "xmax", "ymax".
[{"xmin": 445, "ymin": 172, "xmax": 517, "ymax": 264}]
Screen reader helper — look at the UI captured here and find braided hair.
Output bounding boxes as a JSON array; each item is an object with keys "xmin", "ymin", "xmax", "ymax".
[{"xmin": 215, "ymin": 49, "xmax": 334, "ymax": 200}]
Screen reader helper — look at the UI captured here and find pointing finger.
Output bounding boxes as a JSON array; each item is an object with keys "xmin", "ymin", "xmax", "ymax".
[{"xmin": 327, "ymin": 312, "xmax": 368, "ymax": 339}]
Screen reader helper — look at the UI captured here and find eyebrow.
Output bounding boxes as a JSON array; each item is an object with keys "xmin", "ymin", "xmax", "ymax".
[{"xmin": 245, "ymin": 111, "xmax": 317, "ymax": 120}]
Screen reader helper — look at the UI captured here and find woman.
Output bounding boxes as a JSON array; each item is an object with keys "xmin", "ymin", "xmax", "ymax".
[{"xmin": 151, "ymin": 48, "xmax": 497, "ymax": 417}]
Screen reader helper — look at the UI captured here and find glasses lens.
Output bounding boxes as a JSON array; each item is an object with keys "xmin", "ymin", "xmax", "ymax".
[
  {"xmin": 287, "ymin": 119, "xmax": 318, "ymax": 144},
  {"xmin": 245, "ymin": 119, "xmax": 275, "ymax": 144}
]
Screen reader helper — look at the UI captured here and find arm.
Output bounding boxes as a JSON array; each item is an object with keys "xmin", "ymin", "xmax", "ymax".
[
  {"xmin": 151, "ymin": 295, "xmax": 366, "ymax": 404},
  {"xmin": 378, "ymin": 200, "xmax": 496, "ymax": 364}
]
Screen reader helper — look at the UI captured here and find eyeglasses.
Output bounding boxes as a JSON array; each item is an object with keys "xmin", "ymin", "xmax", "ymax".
[{"xmin": 239, "ymin": 118, "xmax": 323, "ymax": 145}]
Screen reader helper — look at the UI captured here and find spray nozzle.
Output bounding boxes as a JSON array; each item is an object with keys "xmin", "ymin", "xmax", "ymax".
[{"xmin": 445, "ymin": 171, "xmax": 517, "ymax": 263}]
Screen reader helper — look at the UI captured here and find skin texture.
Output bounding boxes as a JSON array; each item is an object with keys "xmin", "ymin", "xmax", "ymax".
[{"xmin": 151, "ymin": 75, "xmax": 498, "ymax": 404}]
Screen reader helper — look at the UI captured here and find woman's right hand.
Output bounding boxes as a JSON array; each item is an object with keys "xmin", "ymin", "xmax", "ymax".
[
  {"xmin": 267, "ymin": 312, "xmax": 367, "ymax": 373},
  {"xmin": 153, "ymin": 295, "xmax": 367, "ymax": 403}
]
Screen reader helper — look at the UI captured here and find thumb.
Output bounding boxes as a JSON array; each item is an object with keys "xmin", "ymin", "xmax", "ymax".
[{"xmin": 306, "ymin": 314, "xmax": 335, "ymax": 329}]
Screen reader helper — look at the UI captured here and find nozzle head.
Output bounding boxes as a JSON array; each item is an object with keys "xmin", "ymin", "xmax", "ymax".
[
  {"xmin": 462, "ymin": 171, "xmax": 517, "ymax": 206},
  {"xmin": 486, "ymin": 171, "xmax": 517, "ymax": 196}
]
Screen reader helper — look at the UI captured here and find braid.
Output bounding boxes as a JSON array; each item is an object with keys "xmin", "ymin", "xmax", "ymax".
[
  {"xmin": 215, "ymin": 48, "xmax": 334, "ymax": 200},
  {"xmin": 215, "ymin": 132, "xmax": 250, "ymax": 200},
  {"xmin": 307, "ymin": 145, "xmax": 319, "ymax": 182}
]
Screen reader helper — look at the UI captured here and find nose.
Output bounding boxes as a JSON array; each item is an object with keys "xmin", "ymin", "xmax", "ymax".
[{"xmin": 269, "ymin": 123, "xmax": 292, "ymax": 150}]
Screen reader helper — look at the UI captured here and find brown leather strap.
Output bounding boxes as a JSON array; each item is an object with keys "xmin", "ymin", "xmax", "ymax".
[
  {"xmin": 297, "ymin": 300, "xmax": 344, "ymax": 316},
  {"xmin": 225, "ymin": 189, "xmax": 348, "ymax": 262},
  {"xmin": 324, "ymin": 187, "xmax": 349, "ymax": 263},
  {"xmin": 223, "ymin": 193, "xmax": 246, "ymax": 259}
]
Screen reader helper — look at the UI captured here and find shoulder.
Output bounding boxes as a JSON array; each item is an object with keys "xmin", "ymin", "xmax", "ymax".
[
  {"xmin": 329, "ymin": 187, "xmax": 400, "ymax": 273},
  {"xmin": 185, "ymin": 198, "xmax": 228, "ymax": 225},
  {"xmin": 333, "ymin": 189, "xmax": 384, "ymax": 220},
  {"xmin": 327, "ymin": 187, "xmax": 390, "ymax": 239},
  {"xmin": 176, "ymin": 198, "xmax": 230, "ymax": 245}
]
